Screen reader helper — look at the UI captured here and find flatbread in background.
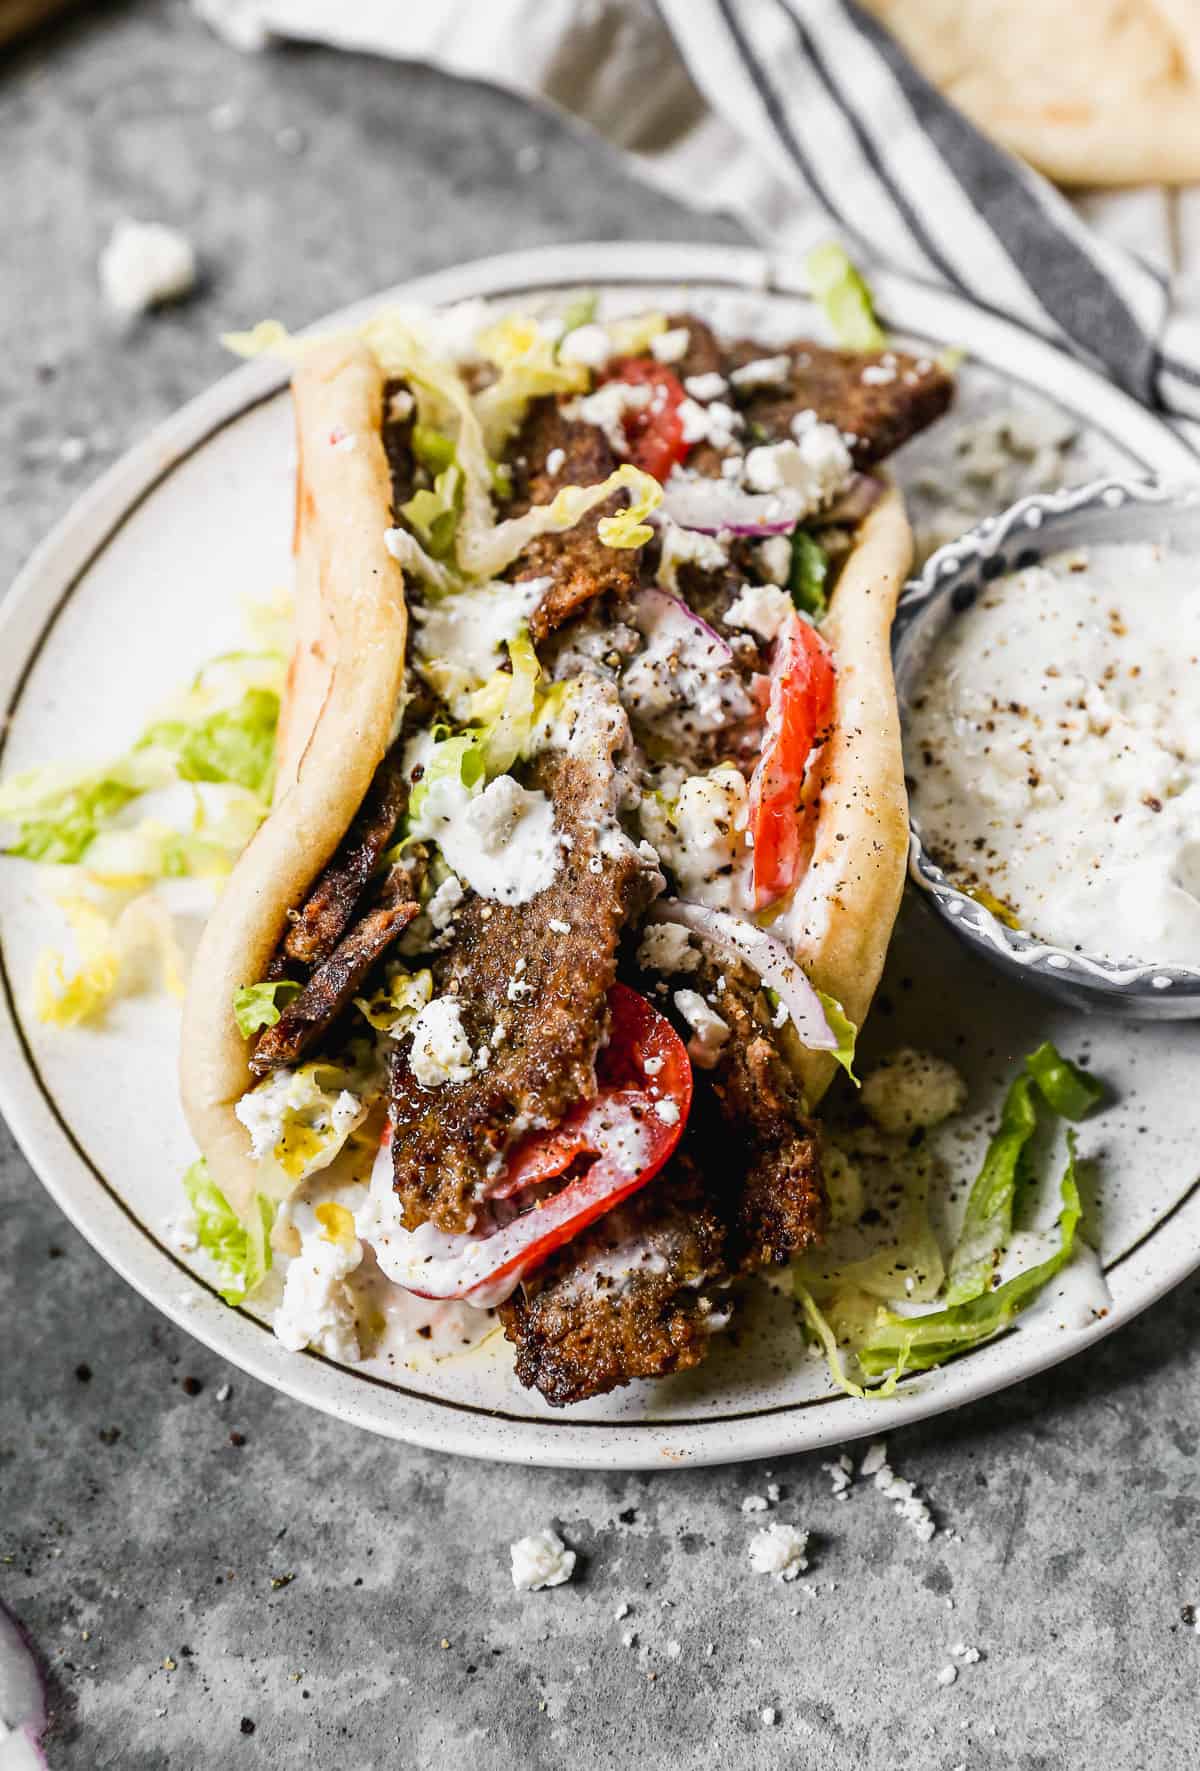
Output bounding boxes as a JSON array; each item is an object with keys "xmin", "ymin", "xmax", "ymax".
[{"xmin": 862, "ymin": 0, "xmax": 1200, "ymax": 187}]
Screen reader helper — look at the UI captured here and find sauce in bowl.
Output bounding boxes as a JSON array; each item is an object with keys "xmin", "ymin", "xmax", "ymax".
[{"xmin": 906, "ymin": 540, "xmax": 1200, "ymax": 968}]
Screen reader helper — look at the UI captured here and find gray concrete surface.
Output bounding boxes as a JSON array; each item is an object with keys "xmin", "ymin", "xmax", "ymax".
[{"xmin": 3, "ymin": 6, "xmax": 1200, "ymax": 1767}]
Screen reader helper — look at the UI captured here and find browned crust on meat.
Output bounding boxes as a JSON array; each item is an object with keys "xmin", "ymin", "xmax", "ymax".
[
  {"xmin": 727, "ymin": 338, "xmax": 953, "ymax": 468},
  {"xmin": 507, "ymin": 398, "xmax": 641, "ymax": 639},
  {"xmin": 498, "ymin": 1158, "xmax": 731, "ymax": 1407},
  {"xmin": 251, "ymin": 869, "xmax": 420, "ymax": 1075},
  {"xmin": 387, "ymin": 740, "xmax": 659, "ymax": 1233},
  {"xmin": 277, "ymin": 743, "xmax": 409, "ymax": 970},
  {"xmin": 693, "ymin": 958, "xmax": 827, "ymax": 1268}
]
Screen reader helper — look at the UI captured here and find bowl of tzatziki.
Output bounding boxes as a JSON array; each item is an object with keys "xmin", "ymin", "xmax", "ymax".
[{"xmin": 893, "ymin": 476, "xmax": 1200, "ymax": 1017}]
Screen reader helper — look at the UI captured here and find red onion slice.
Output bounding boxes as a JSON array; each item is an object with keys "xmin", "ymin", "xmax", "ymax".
[
  {"xmin": 630, "ymin": 586, "xmax": 733, "ymax": 663},
  {"xmin": 0, "ymin": 1603, "xmax": 47, "ymax": 1771},
  {"xmin": 660, "ymin": 476, "xmax": 805, "ymax": 537},
  {"xmin": 644, "ymin": 899, "xmax": 838, "ymax": 1051}
]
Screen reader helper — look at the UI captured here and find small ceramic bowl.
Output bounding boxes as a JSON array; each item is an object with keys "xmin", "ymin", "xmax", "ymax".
[{"xmin": 892, "ymin": 476, "xmax": 1200, "ymax": 1018}]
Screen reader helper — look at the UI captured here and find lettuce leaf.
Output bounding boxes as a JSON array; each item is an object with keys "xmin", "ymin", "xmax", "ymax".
[
  {"xmin": 806, "ymin": 242, "xmax": 886, "ymax": 351},
  {"xmin": 1025, "ymin": 1042, "xmax": 1104, "ymax": 1121},
  {"xmin": 943, "ymin": 1074, "xmax": 1038, "ymax": 1306},
  {"xmin": 0, "ymin": 752, "xmax": 174, "ymax": 865},
  {"xmin": 400, "ymin": 463, "xmax": 462, "ymax": 559},
  {"xmin": 857, "ymin": 1133, "xmax": 1081, "ymax": 1376},
  {"xmin": 473, "ymin": 315, "xmax": 589, "ymax": 457},
  {"xmin": 354, "ymin": 964, "xmax": 433, "ymax": 1035},
  {"xmin": 33, "ymin": 890, "xmax": 185, "ymax": 1026},
  {"xmin": 140, "ymin": 683, "xmax": 279, "ymax": 797},
  {"xmin": 558, "ymin": 292, "xmax": 598, "ymax": 339},
  {"xmin": 789, "ymin": 530, "xmax": 829, "ymax": 620},
  {"xmin": 182, "ymin": 1158, "xmax": 274, "ymax": 1306},
  {"xmin": 816, "ymin": 991, "xmax": 859, "ymax": 1085},
  {"xmin": 464, "ymin": 627, "xmax": 542, "ymax": 777},
  {"xmin": 465, "ymin": 464, "xmax": 662, "ymax": 583},
  {"xmin": 406, "ymin": 730, "xmax": 487, "ymax": 828},
  {"xmin": 233, "ymin": 980, "xmax": 302, "ymax": 1038}
]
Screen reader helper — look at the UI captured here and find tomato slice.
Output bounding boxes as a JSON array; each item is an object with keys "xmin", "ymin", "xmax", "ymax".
[
  {"xmin": 601, "ymin": 356, "xmax": 689, "ymax": 481},
  {"xmin": 748, "ymin": 612, "xmax": 837, "ymax": 911},
  {"xmin": 373, "ymin": 984, "xmax": 693, "ymax": 1307}
]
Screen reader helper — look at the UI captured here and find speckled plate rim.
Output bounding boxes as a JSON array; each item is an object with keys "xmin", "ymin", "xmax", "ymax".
[{"xmin": 2, "ymin": 240, "xmax": 1198, "ymax": 1471}]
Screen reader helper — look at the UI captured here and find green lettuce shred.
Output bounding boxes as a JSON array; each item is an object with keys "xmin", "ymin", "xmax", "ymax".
[
  {"xmin": 558, "ymin": 291, "xmax": 598, "ymax": 339},
  {"xmin": 182, "ymin": 1159, "xmax": 274, "ymax": 1306},
  {"xmin": 401, "ymin": 464, "xmax": 463, "ymax": 559},
  {"xmin": 406, "ymin": 730, "xmax": 487, "ymax": 827},
  {"xmin": 942, "ymin": 1074, "xmax": 1038, "ymax": 1306},
  {"xmin": 1025, "ymin": 1042, "xmax": 1104, "ymax": 1121},
  {"xmin": 857, "ymin": 1134, "xmax": 1081, "ymax": 1376},
  {"xmin": 806, "ymin": 242, "xmax": 886, "ymax": 351},
  {"xmin": 789, "ymin": 530, "xmax": 829, "ymax": 620},
  {"xmin": 816, "ymin": 991, "xmax": 859, "ymax": 1085},
  {"xmin": 233, "ymin": 980, "xmax": 302, "ymax": 1038}
]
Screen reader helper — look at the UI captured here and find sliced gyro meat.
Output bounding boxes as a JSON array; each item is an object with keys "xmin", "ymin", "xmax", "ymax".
[{"xmin": 252, "ymin": 867, "xmax": 421, "ymax": 1074}]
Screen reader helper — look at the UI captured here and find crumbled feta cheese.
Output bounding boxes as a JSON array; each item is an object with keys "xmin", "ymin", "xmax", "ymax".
[
  {"xmin": 861, "ymin": 1049, "xmax": 967, "ymax": 1135},
  {"xmin": 651, "ymin": 326, "xmax": 690, "ymax": 364},
  {"xmin": 99, "ymin": 219, "xmax": 197, "ymax": 315},
  {"xmin": 425, "ymin": 772, "xmax": 561, "ymax": 908},
  {"xmin": 761, "ymin": 1707, "xmax": 778, "ymax": 1727},
  {"xmin": 860, "ymin": 1440, "xmax": 888, "ymax": 1477},
  {"xmin": 558, "ymin": 323, "xmax": 613, "ymax": 368},
  {"xmin": 510, "ymin": 1529, "xmax": 576, "ymax": 1591},
  {"xmin": 822, "ymin": 1457, "xmax": 853, "ymax": 1498},
  {"xmin": 637, "ymin": 922, "xmax": 698, "ymax": 976},
  {"xmin": 936, "ymin": 1664, "xmax": 958, "ymax": 1688},
  {"xmin": 654, "ymin": 1099, "xmax": 680, "ymax": 1125},
  {"xmin": 743, "ymin": 422, "xmax": 851, "ymax": 515},
  {"xmin": 742, "ymin": 1494, "xmax": 769, "ymax": 1514},
  {"xmin": 235, "ymin": 1067, "xmax": 364, "ymax": 1176},
  {"xmin": 730, "ymin": 354, "xmax": 792, "ymax": 391},
  {"xmin": 548, "ymin": 918, "xmax": 571, "ymax": 935},
  {"xmin": 388, "ymin": 388, "xmax": 415, "ymax": 423},
  {"xmin": 412, "ymin": 576, "xmax": 546, "ymax": 716},
  {"xmin": 426, "ymin": 874, "xmax": 464, "ymax": 930},
  {"xmin": 568, "ymin": 381, "xmax": 651, "ymax": 451},
  {"xmin": 164, "ymin": 1213, "xmax": 198, "ymax": 1255},
  {"xmin": 273, "ymin": 1202, "xmax": 362, "ymax": 1362},
  {"xmin": 545, "ymin": 446, "xmax": 566, "ymax": 476},
  {"xmin": 655, "ymin": 519, "xmax": 728, "ymax": 596},
  {"xmin": 673, "ymin": 989, "xmax": 731, "ymax": 1069},
  {"xmin": 755, "ymin": 535, "xmax": 793, "ymax": 586},
  {"xmin": 408, "ymin": 996, "xmax": 475, "ymax": 1087},
  {"xmin": 614, "ymin": 1601, "xmax": 631, "ymax": 1620},
  {"xmin": 748, "ymin": 1524, "xmax": 809, "ymax": 1581},
  {"xmin": 684, "ymin": 372, "xmax": 729, "ymax": 402},
  {"xmin": 724, "ymin": 582, "xmax": 795, "ymax": 644},
  {"xmin": 861, "ymin": 362, "xmax": 897, "ymax": 386},
  {"xmin": 639, "ymin": 766, "xmax": 752, "ymax": 912},
  {"xmin": 643, "ymin": 1055, "xmax": 664, "ymax": 1076},
  {"xmin": 678, "ymin": 397, "xmax": 742, "ymax": 451}
]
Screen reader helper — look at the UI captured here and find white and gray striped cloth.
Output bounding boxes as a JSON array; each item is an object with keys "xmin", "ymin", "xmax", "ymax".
[{"xmin": 197, "ymin": 0, "xmax": 1200, "ymax": 434}]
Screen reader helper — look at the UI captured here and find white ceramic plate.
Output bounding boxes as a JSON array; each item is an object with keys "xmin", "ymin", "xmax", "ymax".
[{"xmin": 2, "ymin": 242, "xmax": 1198, "ymax": 1470}]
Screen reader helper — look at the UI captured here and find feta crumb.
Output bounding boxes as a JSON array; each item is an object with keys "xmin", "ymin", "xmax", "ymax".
[
  {"xmin": 621, "ymin": 1630, "xmax": 637, "ymax": 1648},
  {"xmin": 642, "ymin": 1055, "xmax": 664, "ymax": 1076},
  {"xmin": 743, "ymin": 421, "xmax": 851, "ymax": 513},
  {"xmin": 665, "ymin": 1640, "xmax": 682, "ymax": 1660},
  {"xmin": 545, "ymin": 446, "xmax": 566, "ymax": 476},
  {"xmin": 558, "ymin": 323, "xmax": 612, "ymax": 369},
  {"xmin": 388, "ymin": 388, "xmax": 415, "ymax": 423},
  {"xmin": 684, "ymin": 371, "xmax": 729, "ymax": 402},
  {"xmin": 215, "ymin": 1383, "xmax": 231, "ymax": 1403},
  {"xmin": 766, "ymin": 1481, "xmax": 781, "ymax": 1503},
  {"xmin": 741, "ymin": 1495, "xmax": 769, "ymax": 1514},
  {"xmin": 860, "ymin": 1440, "xmax": 888, "ymax": 1477},
  {"xmin": 724, "ymin": 581, "xmax": 795, "ymax": 644},
  {"xmin": 748, "ymin": 1524, "xmax": 809, "ymax": 1581},
  {"xmin": 408, "ymin": 996, "xmax": 475, "ymax": 1087},
  {"xmin": 426, "ymin": 874, "xmax": 465, "ymax": 930},
  {"xmin": 755, "ymin": 535, "xmax": 793, "ymax": 586},
  {"xmin": 822, "ymin": 1458, "xmax": 853, "ymax": 1498},
  {"xmin": 614, "ymin": 1601, "xmax": 631, "ymax": 1621},
  {"xmin": 655, "ymin": 519, "xmax": 728, "ymax": 595},
  {"xmin": 99, "ymin": 219, "xmax": 197, "ymax": 315},
  {"xmin": 548, "ymin": 918, "xmax": 571, "ymax": 935},
  {"xmin": 952, "ymin": 1643, "xmax": 982, "ymax": 1664},
  {"xmin": 861, "ymin": 1049, "xmax": 967, "ymax": 1135},
  {"xmin": 637, "ymin": 921, "xmax": 698, "ymax": 976},
  {"xmin": 936, "ymin": 1664, "xmax": 958, "ymax": 1688},
  {"xmin": 673, "ymin": 988, "xmax": 731, "ymax": 1069},
  {"xmin": 678, "ymin": 396, "xmax": 742, "ymax": 450},
  {"xmin": 651, "ymin": 326, "xmax": 690, "ymax": 364},
  {"xmin": 761, "ymin": 1706, "xmax": 778, "ymax": 1727},
  {"xmin": 654, "ymin": 1099, "xmax": 680, "ymax": 1125},
  {"xmin": 730, "ymin": 354, "xmax": 792, "ymax": 391},
  {"xmin": 510, "ymin": 1529, "xmax": 576, "ymax": 1591},
  {"xmin": 568, "ymin": 380, "xmax": 650, "ymax": 450},
  {"xmin": 861, "ymin": 363, "xmax": 897, "ymax": 386}
]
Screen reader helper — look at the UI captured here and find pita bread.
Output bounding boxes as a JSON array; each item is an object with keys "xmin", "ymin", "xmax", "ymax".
[
  {"xmin": 179, "ymin": 337, "xmax": 408, "ymax": 1221},
  {"xmin": 863, "ymin": 0, "xmax": 1200, "ymax": 186}
]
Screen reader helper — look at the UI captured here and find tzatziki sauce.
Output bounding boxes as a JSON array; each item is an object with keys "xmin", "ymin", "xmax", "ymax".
[{"xmin": 906, "ymin": 540, "xmax": 1200, "ymax": 967}]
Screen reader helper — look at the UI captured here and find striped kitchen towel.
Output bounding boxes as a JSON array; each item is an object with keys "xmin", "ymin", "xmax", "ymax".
[{"xmin": 654, "ymin": 0, "xmax": 1200, "ymax": 427}]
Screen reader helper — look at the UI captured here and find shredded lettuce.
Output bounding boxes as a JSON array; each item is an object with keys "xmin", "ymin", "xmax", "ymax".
[
  {"xmin": 816, "ymin": 991, "xmax": 859, "ymax": 1084},
  {"xmin": 943, "ymin": 1075, "xmax": 1038, "ymax": 1306},
  {"xmin": 465, "ymin": 464, "xmax": 662, "ymax": 583},
  {"xmin": 857, "ymin": 1134, "xmax": 1081, "ymax": 1376},
  {"xmin": 1025, "ymin": 1042, "xmax": 1104, "ymax": 1121},
  {"xmin": 182, "ymin": 1158, "xmax": 274, "ymax": 1306},
  {"xmin": 233, "ymin": 980, "xmax": 302, "ymax": 1038},
  {"xmin": 34, "ymin": 891, "xmax": 185, "ymax": 1027},
  {"xmin": 464, "ymin": 628, "xmax": 542, "ymax": 777},
  {"xmin": 806, "ymin": 242, "xmax": 886, "ymax": 351},
  {"xmin": 558, "ymin": 292, "xmax": 598, "ymax": 339},
  {"xmin": 354, "ymin": 964, "xmax": 433, "ymax": 1035},
  {"xmin": 400, "ymin": 463, "xmax": 462, "ymax": 559},
  {"xmin": 411, "ymin": 424, "xmax": 458, "ymax": 475},
  {"xmin": 239, "ymin": 1055, "xmax": 376, "ymax": 1185},
  {"xmin": 603, "ymin": 311, "xmax": 669, "ymax": 357},
  {"xmin": 406, "ymin": 730, "xmax": 487, "ymax": 828},
  {"xmin": 789, "ymin": 530, "xmax": 830, "ymax": 620},
  {"xmin": 473, "ymin": 315, "xmax": 589, "ymax": 457}
]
